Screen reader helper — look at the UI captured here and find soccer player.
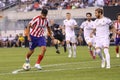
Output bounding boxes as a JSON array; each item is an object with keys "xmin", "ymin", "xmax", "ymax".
[
  {"xmin": 80, "ymin": 12, "xmax": 96, "ymax": 59},
  {"xmin": 24, "ymin": 9, "xmax": 52, "ymax": 70},
  {"xmin": 91, "ymin": 8, "xmax": 113, "ymax": 69},
  {"xmin": 63, "ymin": 12, "xmax": 77, "ymax": 58},
  {"xmin": 50, "ymin": 19, "xmax": 66, "ymax": 54},
  {"xmin": 113, "ymin": 13, "xmax": 120, "ymax": 58}
]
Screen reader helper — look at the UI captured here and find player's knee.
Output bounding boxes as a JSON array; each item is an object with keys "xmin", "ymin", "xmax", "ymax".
[
  {"xmin": 43, "ymin": 47, "xmax": 47, "ymax": 52},
  {"xmin": 116, "ymin": 45, "xmax": 119, "ymax": 48},
  {"xmin": 104, "ymin": 48, "xmax": 109, "ymax": 54},
  {"xmin": 96, "ymin": 49, "xmax": 101, "ymax": 54},
  {"xmin": 30, "ymin": 50, "xmax": 34, "ymax": 53},
  {"xmin": 88, "ymin": 42, "xmax": 92, "ymax": 46}
]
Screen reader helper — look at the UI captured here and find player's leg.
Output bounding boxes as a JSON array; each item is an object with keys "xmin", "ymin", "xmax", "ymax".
[
  {"xmin": 115, "ymin": 38, "xmax": 120, "ymax": 58},
  {"xmin": 72, "ymin": 43, "xmax": 76, "ymax": 58},
  {"xmin": 103, "ymin": 47, "xmax": 110, "ymax": 69},
  {"xmin": 62, "ymin": 35, "xmax": 67, "ymax": 52},
  {"xmin": 103, "ymin": 39, "xmax": 110, "ymax": 69},
  {"xmin": 35, "ymin": 36, "xmax": 46, "ymax": 70},
  {"xmin": 92, "ymin": 37, "xmax": 96, "ymax": 59},
  {"xmin": 54, "ymin": 39, "xmax": 60, "ymax": 54},
  {"xmin": 35, "ymin": 46, "xmax": 46, "ymax": 70},
  {"xmin": 26, "ymin": 49, "xmax": 34, "ymax": 63},
  {"xmin": 62, "ymin": 40, "xmax": 67, "ymax": 52},
  {"xmin": 88, "ymin": 42, "xmax": 95, "ymax": 59},
  {"xmin": 96, "ymin": 47, "xmax": 105, "ymax": 68},
  {"xmin": 25, "ymin": 38, "xmax": 37, "ymax": 63},
  {"xmin": 85, "ymin": 37, "xmax": 95, "ymax": 59},
  {"xmin": 66, "ymin": 36, "xmax": 72, "ymax": 58},
  {"xmin": 71, "ymin": 36, "xmax": 77, "ymax": 58},
  {"xmin": 95, "ymin": 38, "xmax": 105, "ymax": 68}
]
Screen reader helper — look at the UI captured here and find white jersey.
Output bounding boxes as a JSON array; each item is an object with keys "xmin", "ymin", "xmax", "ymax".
[
  {"xmin": 94, "ymin": 17, "xmax": 112, "ymax": 38},
  {"xmin": 63, "ymin": 19, "xmax": 77, "ymax": 37},
  {"xmin": 80, "ymin": 20, "xmax": 94, "ymax": 37}
]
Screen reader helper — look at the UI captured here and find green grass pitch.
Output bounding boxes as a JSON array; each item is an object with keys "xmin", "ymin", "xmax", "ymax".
[{"xmin": 0, "ymin": 46, "xmax": 120, "ymax": 80}]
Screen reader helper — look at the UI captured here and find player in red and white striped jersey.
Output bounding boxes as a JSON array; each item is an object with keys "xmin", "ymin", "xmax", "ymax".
[
  {"xmin": 24, "ymin": 9, "xmax": 52, "ymax": 70},
  {"xmin": 113, "ymin": 13, "xmax": 120, "ymax": 58}
]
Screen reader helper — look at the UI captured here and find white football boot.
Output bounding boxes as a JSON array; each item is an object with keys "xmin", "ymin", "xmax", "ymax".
[{"xmin": 34, "ymin": 64, "xmax": 42, "ymax": 70}]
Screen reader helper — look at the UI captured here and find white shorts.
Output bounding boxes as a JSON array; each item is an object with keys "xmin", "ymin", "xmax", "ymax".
[
  {"xmin": 66, "ymin": 35, "xmax": 76, "ymax": 43},
  {"xmin": 85, "ymin": 37, "xmax": 95, "ymax": 44},
  {"xmin": 95, "ymin": 37, "xmax": 110, "ymax": 48}
]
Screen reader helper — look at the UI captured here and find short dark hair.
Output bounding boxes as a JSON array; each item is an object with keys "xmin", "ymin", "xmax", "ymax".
[
  {"xmin": 41, "ymin": 9, "xmax": 48, "ymax": 16},
  {"xmin": 86, "ymin": 12, "xmax": 92, "ymax": 16},
  {"xmin": 66, "ymin": 12, "xmax": 71, "ymax": 14},
  {"xmin": 95, "ymin": 8, "xmax": 103, "ymax": 14},
  {"xmin": 117, "ymin": 13, "xmax": 120, "ymax": 17}
]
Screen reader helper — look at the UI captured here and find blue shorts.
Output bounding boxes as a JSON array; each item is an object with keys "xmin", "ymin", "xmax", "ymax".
[
  {"xmin": 115, "ymin": 38, "xmax": 120, "ymax": 45},
  {"xmin": 29, "ymin": 35, "xmax": 46, "ymax": 50}
]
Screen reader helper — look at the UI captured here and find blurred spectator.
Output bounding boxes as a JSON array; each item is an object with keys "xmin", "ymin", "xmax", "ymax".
[
  {"xmin": 18, "ymin": 33, "xmax": 25, "ymax": 47},
  {"xmin": 88, "ymin": 0, "xmax": 94, "ymax": 6},
  {"xmin": 8, "ymin": 34, "xmax": 14, "ymax": 47},
  {"xmin": 0, "ymin": 1, "xmax": 5, "ymax": 8},
  {"xmin": 24, "ymin": 27, "xmax": 29, "ymax": 47},
  {"xmin": 0, "ymin": 0, "xmax": 120, "ymax": 12},
  {"xmin": 94, "ymin": 0, "xmax": 105, "ymax": 7},
  {"xmin": 0, "ymin": 34, "xmax": 2, "ymax": 47},
  {"xmin": 12, "ymin": 34, "xmax": 19, "ymax": 47},
  {"xmin": 2, "ymin": 36, "xmax": 9, "ymax": 48},
  {"xmin": 104, "ymin": 0, "xmax": 110, "ymax": 6}
]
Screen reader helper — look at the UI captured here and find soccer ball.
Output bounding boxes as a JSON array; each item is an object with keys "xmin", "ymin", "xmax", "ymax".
[{"xmin": 22, "ymin": 63, "xmax": 31, "ymax": 71}]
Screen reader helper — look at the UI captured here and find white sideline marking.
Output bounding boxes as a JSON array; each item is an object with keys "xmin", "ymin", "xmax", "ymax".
[
  {"xmin": 0, "ymin": 60, "xmax": 119, "ymax": 75},
  {"xmin": 12, "ymin": 64, "xmax": 120, "ymax": 74},
  {"xmin": 11, "ymin": 60, "xmax": 99, "ymax": 74}
]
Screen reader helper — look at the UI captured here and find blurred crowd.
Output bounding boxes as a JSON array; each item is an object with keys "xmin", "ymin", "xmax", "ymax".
[
  {"xmin": 0, "ymin": 33, "xmax": 28, "ymax": 48},
  {"xmin": 0, "ymin": 27, "xmax": 29, "ymax": 48},
  {"xmin": 0, "ymin": 0, "xmax": 120, "ymax": 12}
]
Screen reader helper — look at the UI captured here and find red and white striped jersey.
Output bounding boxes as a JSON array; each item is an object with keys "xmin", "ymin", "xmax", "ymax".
[
  {"xmin": 114, "ymin": 21, "xmax": 120, "ymax": 38},
  {"xmin": 29, "ymin": 15, "xmax": 49, "ymax": 37}
]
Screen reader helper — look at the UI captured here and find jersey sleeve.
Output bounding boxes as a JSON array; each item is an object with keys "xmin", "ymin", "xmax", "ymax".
[
  {"xmin": 73, "ymin": 19, "xmax": 77, "ymax": 26},
  {"xmin": 29, "ymin": 16, "xmax": 38, "ymax": 27},
  {"xmin": 107, "ymin": 18, "xmax": 112, "ymax": 26},
  {"xmin": 46, "ymin": 19, "xmax": 50, "ymax": 27},
  {"xmin": 80, "ymin": 22, "xmax": 84, "ymax": 29}
]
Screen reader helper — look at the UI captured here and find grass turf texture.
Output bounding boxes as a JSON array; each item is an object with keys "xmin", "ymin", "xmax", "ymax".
[{"xmin": 0, "ymin": 46, "xmax": 120, "ymax": 80}]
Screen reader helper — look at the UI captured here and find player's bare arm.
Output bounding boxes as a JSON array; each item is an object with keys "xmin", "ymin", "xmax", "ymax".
[
  {"xmin": 47, "ymin": 26, "xmax": 54, "ymax": 39},
  {"xmin": 79, "ymin": 28, "xmax": 83, "ymax": 35},
  {"xmin": 26, "ymin": 24, "xmax": 32, "ymax": 41}
]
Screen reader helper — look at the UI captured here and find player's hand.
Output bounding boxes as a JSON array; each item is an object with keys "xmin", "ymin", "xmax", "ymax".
[{"xmin": 28, "ymin": 36, "xmax": 31, "ymax": 41}]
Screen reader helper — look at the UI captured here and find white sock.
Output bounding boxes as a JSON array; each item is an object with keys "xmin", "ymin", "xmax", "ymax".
[
  {"xmin": 67, "ymin": 44, "xmax": 72, "ymax": 55},
  {"xmin": 96, "ymin": 49, "xmax": 104, "ymax": 60},
  {"xmin": 72, "ymin": 44, "xmax": 76, "ymax": 57},
  {"xmin": 104, "ymin": 48, "xmax": 110, "ymax": 66}
]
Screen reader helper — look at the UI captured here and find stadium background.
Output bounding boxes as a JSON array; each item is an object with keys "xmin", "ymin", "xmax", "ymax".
[{"xmin": 0, "ymin": 0, "xmax": 120, "ymax": 47}]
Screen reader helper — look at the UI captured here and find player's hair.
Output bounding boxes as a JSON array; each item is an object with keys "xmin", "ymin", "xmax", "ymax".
[
  {"xmin": 117, "ymin": 13, "xmax": 120, "ymax": 17},
  {"xmin": 86, "ymin": 12, "xmax": 92, "ymax": 16},
  {"xmin": 41, "ymin": 9, "xmax": 48, "ymax": 16},
  {"xmin": 66, "ymin": 12, "xmax": 71, "ymax": 14},
  {"xmin": 95, "ymin": 8, "xmax": 103, "ymax": 14}
]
